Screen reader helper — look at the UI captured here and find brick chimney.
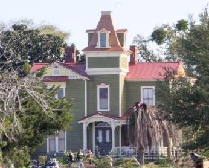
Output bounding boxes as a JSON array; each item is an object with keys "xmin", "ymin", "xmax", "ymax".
[
  {"xmin": 129, "ymin": 45, "xmax": 138, "ymax": 65},
  {"xmin": 65, "ymin": 46, "xmax": 76, "ymax": 63}
]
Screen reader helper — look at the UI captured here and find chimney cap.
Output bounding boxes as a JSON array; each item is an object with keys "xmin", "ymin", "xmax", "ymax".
[{"xmin": 101, "ymin": 11, "xmax": 112, "ymax": 16}]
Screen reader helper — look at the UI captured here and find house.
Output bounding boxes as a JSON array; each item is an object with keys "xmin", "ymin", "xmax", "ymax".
[{"xmin": 32, "ymin": 11, "xmax": 185, "ymax": 157}]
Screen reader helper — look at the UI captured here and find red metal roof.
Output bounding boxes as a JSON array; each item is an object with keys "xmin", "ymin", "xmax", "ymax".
[
  {"xmin": 126, "ymin": 62, "xmax": 182, "ymax": 81},
  {"xmin": 43, "ymin": 76, "xmax": 69, "ymax": 82},
  {"xmin": 31, "ymin": 63, "xmax": 49, "ymax": 72}
]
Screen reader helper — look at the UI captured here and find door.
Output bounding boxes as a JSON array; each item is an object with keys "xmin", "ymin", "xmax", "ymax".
[{"xmin": 95, "ymin": 127, "xmax": 112, "ymax": 155}]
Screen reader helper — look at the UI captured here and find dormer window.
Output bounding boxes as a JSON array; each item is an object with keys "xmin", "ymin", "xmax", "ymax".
[
  {"xmin": 97, "ymin": 29, "xmax": 110, "ymax": 48},
  {"xmin": 100, "ymin": 33, "xmax": 106, "ymax": 47}
]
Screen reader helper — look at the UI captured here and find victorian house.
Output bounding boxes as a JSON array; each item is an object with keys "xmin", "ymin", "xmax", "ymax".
[{"xmin": 32, "ymin": 11, "xmax": 185, "ymax": 157}]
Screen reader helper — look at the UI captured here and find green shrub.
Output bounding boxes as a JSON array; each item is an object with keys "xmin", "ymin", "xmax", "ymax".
[
  {"xmin": 156, "ymin": 155, "xmax": 171, "ymax": 166},
  {"xmin": 39, "ymin": 155, "xmax": 47, "ymax": 165}
]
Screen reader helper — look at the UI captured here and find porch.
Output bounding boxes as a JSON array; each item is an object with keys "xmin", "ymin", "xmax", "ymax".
[{"xmin": 78, "ymin": 112, "xmax": 127, "ymax": 155}]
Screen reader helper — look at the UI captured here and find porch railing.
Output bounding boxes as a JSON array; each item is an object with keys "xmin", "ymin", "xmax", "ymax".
[{"xmin": 109, "ymin": 146, "xmax": 170, "ymax": 160}]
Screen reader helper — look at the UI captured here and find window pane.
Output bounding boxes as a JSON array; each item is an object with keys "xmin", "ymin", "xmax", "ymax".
[
  {"xmin": 58, "ymin": 88, "xmax": 64, "ymax": 99},
  {"xmin": 106, "ymin": 130, "xmax": 110, "ymax": 143},
  {"xmin": 49, "ymin": 135, "xmax": 56, "ymax": 152},
  {"xmin": 58, "ymin": 139, "xmax": 65, "ymax": 152},
  {"xmin": 142, "ymin": 88, "xmax": 154, "ymax": 105},
  {"xmin": 98, "ymin": 130, "xmax": 102, "ymax": 143},
  {"xmin": 100, "ymin": 33, "xmax": 106, "ymax": 47},
  {"xmin": 99, "ymin": 88, "xmax": 108, "ymax": 109}
]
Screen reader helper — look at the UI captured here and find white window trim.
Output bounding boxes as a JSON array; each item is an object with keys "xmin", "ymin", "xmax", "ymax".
[
  {"xmin": 141, "ymin": 86, "xmax": 155, "ymax": 106},
  {"xmin": 96, "ymin": 29, "xmax": 110, "ymax": 48},
  {"xmin": 97, "ymin": 84, "xmax": 110, "ymax": 111},
  {"xmin": 47, "ymin": 131, "xmax": 66, "ymax": 153}
]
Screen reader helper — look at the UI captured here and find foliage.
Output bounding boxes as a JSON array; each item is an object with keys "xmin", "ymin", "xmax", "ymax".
[
  {"xmin": 155, "ymin": 155, "xmax": 171, "ymax": 166},
  {"xmin": 151, "ymin": 28, "xmax": 166, "ymax": 45},
  {"xmin": 176, "ymin": 19, "xmax": 188, "ymax": 31},
  {"xmin": 133, "ymin": 34, "xmax": 162, "ymax": 62},
  {"xmin": 0, "ymin": 23, "xmax": 73, "ymax": 167},
  {"xmin": 114, "ymin": 158, "xmax": 139, "ymax": 168},
  {"xmin": 95, "ymin": 156, "xmax": 113, "ymax": 168},
  {"xmin": 156, "ymin": 6, "xmax": 209, "ymax": 152},
  {"xmin": 39, "ymin": 24, "xmax": 70, "ymax": 42},
  {"xmin": 0, "ymin": 24, "xmax": 66, "ymax": 65},
  {"xmin": 39, "ymin": 155, "xmax": 47, "ymax": 165}
]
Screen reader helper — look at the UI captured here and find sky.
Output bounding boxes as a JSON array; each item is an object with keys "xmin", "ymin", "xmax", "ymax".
[{"xmin": 0, "ymin": 0, "xmax": 208, "ymax": 51}]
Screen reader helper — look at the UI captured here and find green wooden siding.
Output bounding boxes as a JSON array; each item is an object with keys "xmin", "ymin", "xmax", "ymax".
[
  {"xmin": 87, "ymin": 75, "xmax": 119, "ymax": 116},
  {"xmin": 65, "ymin": 79, "xmax": 85, "ymax": 151},
  {"xmin": 88, "ymin": 57, "xmax": 120, "ymax": 68},
  {"xmin": 125, "ymin": 81, "xmax": 156, "ymax": 108}
]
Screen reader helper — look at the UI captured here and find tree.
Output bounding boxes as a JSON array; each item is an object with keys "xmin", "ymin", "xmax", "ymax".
[
  {"xmin": 156, "ymin": 7, "xmax": 209, "ymax": 153},
  {"xmin": 38, "ymin": 24, "xmax": 70, "ymax": 42},
  {"xmin": 127, "ymin": 102, "xmax": 174, "ymax": 164},
  {"xmin": 0, "ymin": 24, "xmax": 73, "ymax": 167},
  {"xmin": 0, "ymin": 24, "xmax": 66, "ymax": 66}
]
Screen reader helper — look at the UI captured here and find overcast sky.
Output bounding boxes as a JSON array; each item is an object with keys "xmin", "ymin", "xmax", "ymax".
[{"xmin": 0, "ymin": 0, "xmax": 208, "ymax": 50}]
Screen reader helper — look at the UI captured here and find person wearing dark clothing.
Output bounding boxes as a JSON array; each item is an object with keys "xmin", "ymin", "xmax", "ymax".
[{"xmin": 68, "ymin": 150, "xmax": 73, "ymax": 168}]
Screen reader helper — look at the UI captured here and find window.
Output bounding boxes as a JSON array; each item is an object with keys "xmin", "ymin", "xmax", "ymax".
[
  {"xmin": 97, "ymin": 29, "xmax": 110, "ymax": 48},
  {"xmin": 141, "ymin": 86, "xmax": 155, "ymax": 106},
  {"xmin": 47, "ymin": 131, "xmax": 66, "ymax": 153},
  {"xmin": 53, "ymin": 66, "xmax": 60, "ymax": 75},
  {"xmin": 57, "ymin": 88, "xmax": 64, "ymax": 99},
  {"xmin": 97, "ymin": 85, "xmax": 109, "ymax": 111},
  {"xmin": 100, "ymin": 33, "xmax": 106, "ymax": 47}
]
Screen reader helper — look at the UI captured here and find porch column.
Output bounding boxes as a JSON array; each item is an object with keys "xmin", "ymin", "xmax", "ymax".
[
  {"xmin": 111, "ymin": 123, "xmax": 115, "ymax": 150},
  {"xmin": 83, "ymin": 122, "xmax": 87, "ymax": 150}
]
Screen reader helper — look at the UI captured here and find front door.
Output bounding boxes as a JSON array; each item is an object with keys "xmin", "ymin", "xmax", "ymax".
[{"xmin": 95, "ymin": 122, "xmax": 112, "ymax": 155}]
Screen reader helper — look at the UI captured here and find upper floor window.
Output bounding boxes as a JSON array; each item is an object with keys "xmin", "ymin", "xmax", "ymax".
[
  {"xmin": 97, "ymin": 29, "xmax": 110, "ymax": 48},
  {"xmin": 141, "ymin": 86, "xmax": 155, "ymax": 106},
  {"xmin": 53, "ymin": 65, "xmax": 60, "ymax": 75},
  {"xmin": 100, "ymin": 33, "xmax": 107, "ymax": 47},
  {"xmin": 97, "ymin": 84, "xmax": 109, "ymax": 111},
  {"xmin": 48, "ymin": 131, "xmax": 66, "ymax": 153}
]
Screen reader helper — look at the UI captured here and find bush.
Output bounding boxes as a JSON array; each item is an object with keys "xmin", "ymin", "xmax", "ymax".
[
  {"xmin": 156, "ymin": 155, "xmax": 171, "ymax": 166},
  {"xmin": 39, "ymin": 155, "xmax": 47, "ymax": 165},
  {"xmin": 95, "ymin": 156, "xmax": 113, "ymax": 168}
]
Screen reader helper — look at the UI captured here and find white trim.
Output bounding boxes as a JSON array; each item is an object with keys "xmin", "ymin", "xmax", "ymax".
[
  {"xmin": 141, "ymin": 86, "xmax": 155, "ymax": 106},
  {"xmin": 85, "ymin": 80, "xmax": 87, "ymax": 116},
  {"xmin": 97, "ymin": 84, "xmax": 110, "ymax": 111},
  {"xmin": 86, "ymin": 68, "xmax": 129, "ymax": 75},
  {"xmin": 92, "ymin": 122, "xmax": 95, "ymax": 153},
  {"xmin": 96, "ymin": 29, "xmax": 110, "ymax": 48},
  {"xmin": 65, "ymin": 131, "xmax": 67, "ymax": 153},
  {"xmin": 119, "ymin": 74, "xmax": 121, "ymax": 117}
]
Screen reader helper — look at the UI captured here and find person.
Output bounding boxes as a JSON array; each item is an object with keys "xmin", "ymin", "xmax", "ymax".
[
  {"xmin": 76, "ymin": 149, "xmax": 84, "ymax": 168},
  {"xmin": 86, "ymin": 150, "xmax": 93, "ymax": 165},
  {"xmin": 68, "ymin": 150, "xmax": 73, "ymax": 168}
]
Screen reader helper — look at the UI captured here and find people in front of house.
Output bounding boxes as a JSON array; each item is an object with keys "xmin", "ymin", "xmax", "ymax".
[
  {"xmin": 76, "ymin": 149, "xmax": 84, "ymax": 168},
  {"xmin": 68, "ymin": 150, "xmax": 74, "ymax": 168}
]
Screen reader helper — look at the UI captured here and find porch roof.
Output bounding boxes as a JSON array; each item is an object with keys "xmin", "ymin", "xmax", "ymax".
[{"xmin": 78, "ymin": 112, "xmax": 127, "ymax": 124}]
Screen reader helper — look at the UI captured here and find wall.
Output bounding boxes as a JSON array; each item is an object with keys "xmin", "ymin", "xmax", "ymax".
[{"xmin": 87, "ymin": 74, "xmax": 120, "ymax": 116}]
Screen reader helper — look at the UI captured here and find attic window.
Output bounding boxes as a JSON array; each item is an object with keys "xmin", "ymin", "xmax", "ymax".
[
  {"xmin": 53, "ymin": 66, "xmax": 60, "ymax": 75},
  {"xmin": 97, "ymin": 29, "xmax": 110, "ymax": 48}
]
